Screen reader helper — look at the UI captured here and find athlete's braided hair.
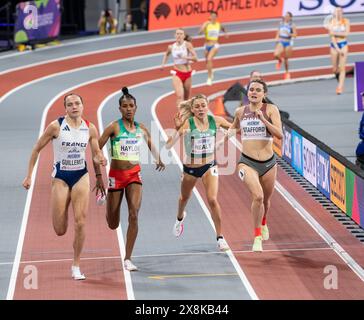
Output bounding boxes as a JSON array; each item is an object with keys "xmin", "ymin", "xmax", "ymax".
[{"xmin": 119, "ymin": 87, "xmax": 136, "ymax": 106}]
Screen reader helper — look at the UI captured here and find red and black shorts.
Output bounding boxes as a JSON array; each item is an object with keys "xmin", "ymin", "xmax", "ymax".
[
  {"xmin": 171, "ymin": 69, "xmax": 192, "ymax": 83},
  {"xmin": 108, "ymin": 165, "xmax": 142, "ymax": 191}
]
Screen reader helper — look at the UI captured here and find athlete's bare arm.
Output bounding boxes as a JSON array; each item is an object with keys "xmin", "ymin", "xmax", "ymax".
[
  {"xmin": 161, "ymin": 45, "xmax": 172, "ymax": 69},
  {"xmin": 89, "ymin": 123, "xmax": 107, "ymax": 167},
  {"xmin": 98, "ymin": 121, "xmax": 118, "ymax": 149},
  {"xmin": 139, "ymin": 123, "xmax": 165, "ymax": 171},
  {"xmin": 257, "ymin": 104, "xmax": 283, "ymax": 139},
  {"xmin": 275, "ymin": 27, "xmax": 280, "ymax": 41},
  {"xmin": 229, "ymin": 107, "xmax": 243, "ymax": 134},
  {"xmin": 198, "ymin": 21, "xmax": 208, "ymax": 35},
  {"xmin": 89, "ymin": 123, "xmax": 107, "ymax": 195},
  {"xmin": 216, "ymin": 107, "xmax": 242, "ymax": 149},
  {"xmin": 186, "ymin": 42, "xmax": 198, "ymax": 62},
  {"xmin": 292, "ymin": 24, "xmax": 297, "ymax": 38},
  {"xmin": 22, "ymin": 120, "xmax": 60, "ymax": 189},
  {"xmin": 215, "ymin": 116, "xmax": 232, "ymax": 130},
  {"xmin": 221, "ymin": 25, "xmax": 228, "ymax": 37}
]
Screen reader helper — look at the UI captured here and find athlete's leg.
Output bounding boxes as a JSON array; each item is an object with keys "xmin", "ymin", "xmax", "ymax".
[
  {"xmin": 177, "ymin": 173, "xmax": 198, "ymax": 220},
  {"xmin": 338, "ymin": 45, "xmax": 348, "ymax": 92},
  {"xmin": 201, "ymin": 167, "xmax": 221, "ymax": 236},
  {"xmin": 124, "ymin": 183, "xmax": 142, "ymax": 261},
  {"xmin": 274, "ymin": 42, "xmax": 284, "ymax": 69},
  {"xmin": 183, "ymin": 76, "xmax": 192, "ymax": 101},
  {"xmin": 106, "ymin": 189, "xmax": 124, "ymax": 229},
  {"xmin": 204, "ymin": 48, "xmax": 209, "ymax": 71},
  {"xmin": 283, "ymin": 46, "xmax": 292, "ymax": 74},
  {"xmin": 207, "ymin": 46, "xmax": 219, "ymax": 80},
  {"xmin": 259, "ymin": 165, "xmax": 277, "ymax": 225},
  {"xmin": 330, "ymin": 48, "xmax": 339, "ymax": 76},
  {"xmin": 51, "ymin": 178, "xmax": 71, "ymax": 236},
  {"xmin": 237, "ymin": 164, "xmax": 264, "ymax": 232},
  {"xmin": 70, "ymin": 173, "xmax": 90, "ymax": 267},
  {"xmin": 172, "ymin": 75, "xmax": 184, "ymax": 108},
  {"xmin": 204, "ymin": 48, "xmax": 209, "ymax": 60}
]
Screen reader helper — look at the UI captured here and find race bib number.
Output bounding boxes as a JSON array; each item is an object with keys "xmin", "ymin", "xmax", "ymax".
[
  {"xmin": 238, "ymin": 168, "xmax": 245, "ymax": 181},
  {"xmin": 192, "ymin": 136, "xmax": 215, "ymax": 155},
  {"xmin": 60, "ymin": 156, "xmax": 85, "ymax": 171},
  {"xmin": 210, "ymin": 166, "xmax": 218, "ymax": 177},
  {"xmin": 108, "ymin": 177, "xmax": 116, "ymax": 188},
  {"xmin": 241, "ymin": 118, "xmax": 267, "ymax": 139},
  {"xmin": 119, "ymin": 138, "xmax": 140, "ymax": 161},
  {"xmin": 208, "ymin": 30, "xmax": 219, "ymax": 38}
]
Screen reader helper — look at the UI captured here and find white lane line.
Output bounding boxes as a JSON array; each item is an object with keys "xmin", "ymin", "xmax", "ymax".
[
  {"xmin": 1, "ymin": 256, "xmax": 122, "ymax": 266},
  {"xmin": 0, "ymin": 18, "xmax": 336, "ymax": 61},
  {"xmin": 133, "ymin": 247, "xmax": 332, "ymax": 259},
  {"xmin": 97, "ymin": 98, "xmax": 135, "ymax": 300},
  {"xmin": 5, "ymin": 85, "xmax": 53, "ymax": 300},
  {"xmin": 5, "ymin": 71, "xmax": 157, "ymax": 299},
  {"xmin": 1, "ymin": 22, "xmax": 363, "ymax": 75},
  {"xmin": 1, "ymin": 39, "xmax": 362, "ymax": 107},
  {"xmin": 0, "ymin": 39, "xmax": 169, "ymax": 76},
  {"xmin": 0, "ymin": 52, "xmax": 162, "ymax": 105},
  {"xmin": 275, "ymin": 182, "xmax": 364, "ymax": 281},
  {"xmin": 220, "ymin": 31, "xmax": 364, "ymax": 50},
  {"xmin": 150, "ymin": 91, "xmax": 259, "ymax": 300},
  {"xmin": 5, "ymin": 60, "xmax": 355, "ymax": 299},
  {"xmin": 0, "ymin": 27, "xmax": 288, "ymax": 74},
  {"xmin": 0, "ymin": 246, "xmax": 332, "ymax": 267}
]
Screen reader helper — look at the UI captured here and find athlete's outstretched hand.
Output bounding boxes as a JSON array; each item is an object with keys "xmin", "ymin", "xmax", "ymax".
[
  {"xmin": 155, "ymin": 159, "xmax": 166, "ymax": 172},
  {"xmin": 255, "ymin": 110, "xmax": 265, "ymax": 122},
  {"xmin": 93, "ymin": 175, "xmax": 106, "ymax": 197},
  {"xmin": 174, "ymin": 112, "xmax": 183, "ymax": 131},
  {"xmin": 94, "ymin": 152, "xmax": 107, "ymax": 167},
  {"xmin": 22, "ymin": 177, "xmax": 31, "ymax": 190}
]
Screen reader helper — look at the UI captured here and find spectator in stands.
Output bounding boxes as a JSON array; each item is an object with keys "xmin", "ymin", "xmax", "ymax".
[
  {"xmin": 98, "ymin": 9, "xmax": 118, "ymax": 35},
  {"xmin": 356, "ymin": 92, "xmax": 364, "ymax": 169},
  {"xmin": 130, "ymin": 0, "xmax": 147, "ymax": 30},
  {"xmin": 140, "ymin": 0, "xmax": 148, "ymax": 30},
  {"xmin": 123, "ymin": 12, "xmax": 137, "ymax": 32}
]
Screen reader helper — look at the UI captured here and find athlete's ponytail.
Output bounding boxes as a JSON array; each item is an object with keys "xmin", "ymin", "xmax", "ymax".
[
  {"xmin": 178, "ymin": 99, "xmax": 193, "ymax": 123},
  {"xmin": 119, "ymin": 86, "xmax": 136, "ymax": 106},
  {"xmin": 184, "ymin": 34, "xmax": 192, "ymax": 42}
]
